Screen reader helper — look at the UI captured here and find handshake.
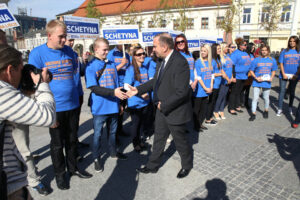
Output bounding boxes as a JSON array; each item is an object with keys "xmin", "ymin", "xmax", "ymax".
[{"xmin": 114, "ymin": 85, "xmax": 141, "ymax": 100}]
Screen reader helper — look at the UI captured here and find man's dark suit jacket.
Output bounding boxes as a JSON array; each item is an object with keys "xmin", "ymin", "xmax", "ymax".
[{"xmin": 137, "ymin": 50, "xmax": 192, "ymax": 125}]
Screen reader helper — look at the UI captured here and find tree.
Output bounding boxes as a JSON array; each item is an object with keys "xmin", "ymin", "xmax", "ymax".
[
  {"xmin": 172, "ymin": 0, "xmax": 193, "ymax": 33},
  {"xmin": 260, "ymin": 0, "xmax": 289, "ymax": 46},
  {"xmin": 235, "ymin": 0, "xmax": 245, "ymax": 34},
  {"xmin": 219, "ymin": 1, "xmax": 237, "ymax": 44},
  {"xmin": 117, "ymin": 6, "xmax": 144, "ymax": 30},
  {"xmin": 149, "ymin": 0, "xmax": 173, "ymax": 28},
  {"xmin": 85, "ymin": 0, "xmax": 106, "ymax": 26}
]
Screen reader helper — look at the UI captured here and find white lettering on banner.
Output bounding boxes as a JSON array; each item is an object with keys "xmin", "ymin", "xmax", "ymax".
[
  {"xmin": 0, "ymin": 14, "xmax": 11, "ymax": 22},
  {"xmin": 143, "ymin": 35, "xmax": 154, "ymax": 42},
  {"xmin": 67, "ymin": 25, "xmax": 98, "ymax": 34},
  {"xmin": 105, "ymin": 32, "xmax": 137, "ymax": 40},
  {"xmin": 189, "ymin": 43, "xmax": 199, "ymax": 47}
]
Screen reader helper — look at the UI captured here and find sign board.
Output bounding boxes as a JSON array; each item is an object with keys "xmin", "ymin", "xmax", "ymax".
[
  {"xmin": 0, "ymin": 4, "xmax": 19, "ymax": 30},
  {"xmin": 217, "ymin": 38, "xmax": 223, "ymax": 44},
  {"xmin": 169, "ymin": 30, "xmax": 183, "ymax": 40},
  {"xmin": 187, "ymin": 39, "xmax": 200, "ymax": 51},
  {"xmin": 64, "ymin": 16, "xmax": 99, "ymax": 39},
  {"xmin": 200, "ymin": 38, "xmax": 216, "ymax": 45},
  {"xmin": 102, "ymin": 25, "xmax": 139, "ymax": 45},
  {"xmin": 140, "ymin": 28, "xmax": 169, "ymax": 46}
]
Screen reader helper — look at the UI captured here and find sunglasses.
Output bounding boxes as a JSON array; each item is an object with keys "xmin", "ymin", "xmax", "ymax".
[
  {"xmin": 176, "ymin": 40, "xmax": 185, "ymax": 44},
  {"xmin": 231, "ymin": 46, "xmax": 236, "ymax": 49},
  {"xmin": 135, "ymin": 52, "xmax": 146, "ymax": 57}
]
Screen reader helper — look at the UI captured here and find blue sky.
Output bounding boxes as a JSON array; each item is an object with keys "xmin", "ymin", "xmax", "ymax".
[{"xmin": 8, "ymin": 0, "xmax": 85, "ymax": 21}]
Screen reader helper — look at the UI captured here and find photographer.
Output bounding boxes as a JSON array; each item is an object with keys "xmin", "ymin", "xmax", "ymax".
[{"xmin": 0, "ymin": 45, "xmax": 55, "ymax": 199}]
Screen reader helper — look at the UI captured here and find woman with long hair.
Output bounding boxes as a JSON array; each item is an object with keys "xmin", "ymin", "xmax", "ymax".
[
  {"xmin": 277, "ymin": 35, "xmax": 300, "ymax": 116},
  {"xmin": 124, "ymin": 47, "xmax": 150, "ymax": 152},
  {"xmin": 240, "ymin": 42, "xmax": 256, "ymax": 109},
  {"xmin": 228, "ymin": 38, "xmax": 251, "ymax": 115},
  {"xmin": 205, "ymin": 43, "xmax": 222, "ymax": 125},
  {"xmin": 214, "ymin": 43, "xmax": 233, "ymax": 119},
  {"xmin": 249, "ymin": 45, "xmax": 277, "ymax": 121},
  {"xmin": 193, "ymin": 44, "xmax": 214, "ymax": 132},
  {"xmin": 174, "ymin": 34, "xmax": 197, "ymax": 90}
]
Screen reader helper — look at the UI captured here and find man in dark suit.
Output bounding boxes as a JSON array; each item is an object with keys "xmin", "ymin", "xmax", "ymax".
[{"xmin": 127, "ymin": 33, "xmax": 193, "ymax": 178}]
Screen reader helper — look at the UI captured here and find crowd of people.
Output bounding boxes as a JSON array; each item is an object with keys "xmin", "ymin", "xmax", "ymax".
[{"xmin": 0, "ymin": 19, "xmax": 300, "ymax": 200}]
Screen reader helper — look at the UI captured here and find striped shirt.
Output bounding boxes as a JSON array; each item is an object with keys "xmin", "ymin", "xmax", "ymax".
[{"xmin": 0, "ymin": 81, "xmax": 55, "ymax": 195}]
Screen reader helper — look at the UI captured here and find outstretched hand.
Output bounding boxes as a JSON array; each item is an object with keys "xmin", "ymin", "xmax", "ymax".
[
  {"xmin": 114, "ymin": 87, "xmax": 128, "ymax": 100},
  {"xmin": 126, "ymin": 85, "xmax": 138, "ymax": 97}
]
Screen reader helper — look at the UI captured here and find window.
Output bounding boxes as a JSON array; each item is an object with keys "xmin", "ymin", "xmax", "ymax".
[
  {"xmin": 261, "ymin": 7, "xmax": 270, "ymax": 22},
  {"xmin": 201, "ymin": 17, "xmax": 209, "ymax": 29},
  {"xmin": 243, "ymin": 8, "xmax": 251, "ymax": 24},
  {"xmin": 173, "ymin": 19, "xmax": 180, "ymax": 30},
  {"xmin": 148, "ymin": 21, "xmax": 154, "ymax": 28},
  {"xmin": 281, "ymin": 5, "xmax": 291, "ymax": 22},
  {"xmin": 160, "ymin": 20, "xmax": 167, "ymax": 28},
  {"xmin": 186, "ymin": 18, "xmax": 194, "ymax": 30},
  {"xmin": 216, "ymin": 16, "xmax": 224, "ymax": 28}
]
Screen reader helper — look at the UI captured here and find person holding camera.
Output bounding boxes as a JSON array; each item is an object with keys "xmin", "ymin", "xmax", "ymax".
[
  {"xmin": 0, "ymin": 45, "xmax": 55, "ymax": 200},
  {"xmin": 28, "ymin": 20, "xmax": 92, "ymax": 190}
]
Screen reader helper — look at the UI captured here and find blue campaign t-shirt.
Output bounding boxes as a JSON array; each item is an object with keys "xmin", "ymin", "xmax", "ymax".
[
  {"xmin": 194, "ymin": 59, "xmax": 213, "ymax": 97},
  {"xmin": 230, "ymin": 49, "xmax": 251, "ymax": 80},
  {"xmin": 73, "ymin": 51, "xmax": 84, "ymax": 96},
  {"xmin": 85, "ymin": 58, "xmax": 119, "ymax": 115},
  {"xmin": 250, "ymin": 57, "xmax": 278, "ymax": 88},
  {"xmin": 143, "ymin": 57, "xmax": 152, "ymax": 69},
  {"xmin": 212, "ymin": 59, "xmax": 221, "ymax": 89},
  {"xmin": 124, "ymin": 65, "xmax": 150, "ymax": 109},
  {"xmin": 28, "ymin": 44, "xmax": 79, "ymax": 112},
  {"xmin": 107, "ymin": 47, "xmax": 130, "ymax": 87},
  {"xmin": 221, "ymin": 55, "xmax": 233, "ymax": 85},
  {"xmin": 278, "ymin": 49, "xmax": 300, "ymax": 79},
  {"xmin": 180, "ymin": 51, "xmax": 195, "ymax": 82},
  {"xmin": 148, "ymin": 60, "xmax": 157, "ymax": 79}
]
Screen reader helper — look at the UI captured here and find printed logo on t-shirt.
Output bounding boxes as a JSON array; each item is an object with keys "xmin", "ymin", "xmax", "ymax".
[
  {"xmin": 45, "ymin": 59, "xmax": 74, "ymax": 80},
  {"xmin": 98, "ymin": 68, "xmax": 117, "ymax": 87}
]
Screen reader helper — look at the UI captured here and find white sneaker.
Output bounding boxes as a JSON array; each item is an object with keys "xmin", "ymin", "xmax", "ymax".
[
  {"xmin": 289, "ymin": 107, "xmax": 293, "ymax": 115},
  {"xmin": 276, "ymin": 109, "xmax": 282, "ymax": 116}
]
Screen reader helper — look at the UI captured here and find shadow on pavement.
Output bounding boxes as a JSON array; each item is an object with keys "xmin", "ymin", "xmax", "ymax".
[
  {"xmin": 268, "ymin": 133, "xmax": 300, "ymax": 182},
  {"xmin": 193, "ymin": 178, "xmax": 229, "ymax": 200}
]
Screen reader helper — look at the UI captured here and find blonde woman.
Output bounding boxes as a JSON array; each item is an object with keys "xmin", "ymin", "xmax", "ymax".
[
  {"xmin": 193, "ymin": 44, "xmax": 214, "ymax": 132},
  {"xmin": 214, "ymin": 43, "xmax": 233, "ymax": 119}
]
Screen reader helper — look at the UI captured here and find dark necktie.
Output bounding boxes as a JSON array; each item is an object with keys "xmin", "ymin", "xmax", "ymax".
[{"xmin": 153, "ymin": 59, "xmax": 165, "ymax": 105}]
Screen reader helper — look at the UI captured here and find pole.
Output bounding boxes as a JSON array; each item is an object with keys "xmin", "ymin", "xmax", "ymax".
[{"xmin": 122, "ymin": 44, "xmax": 125, "ymax": 58}]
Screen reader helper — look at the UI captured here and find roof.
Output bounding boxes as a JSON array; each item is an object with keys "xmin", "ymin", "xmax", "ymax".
[
  {"xmin": 73, "ymin": 0, "xmax": 231, "ymax": 17},
  {"xmin": 56, "ymin": 8, "xmax": 78, "ymax": 17}
]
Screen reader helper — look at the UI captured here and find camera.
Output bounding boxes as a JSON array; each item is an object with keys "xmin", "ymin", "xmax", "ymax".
[{"xmin": 19, "ymin": 64, "xmax": 53, "ymax": 92}]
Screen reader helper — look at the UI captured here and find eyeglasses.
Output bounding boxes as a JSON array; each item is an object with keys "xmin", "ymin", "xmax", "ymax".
[
  {"xmin": 135, "ymin": 52, "xmax": 146, "ymax": 57},
  {"xmin": 231, "ymin": 46, "xmax": 236, "ymax": 49},
  {"xmin": 176, "ymin": 40, "xmax": 185, "ymax": 45}
]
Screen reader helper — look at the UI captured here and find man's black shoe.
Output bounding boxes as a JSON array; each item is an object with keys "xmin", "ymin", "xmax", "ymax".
[
  {"xmin": 94, "ymin": 159, "xmax": 103, "ymax": 172},
  {"xmin": 263, "ymin": 111, "xmax": 268, "ymax": 119},
  {"xmin": 111, "ymin": 152, "xmax": 128, "ymax": 160},
  {"xmin": 70, "ymin": 170, "xmax": 93, "ymax": 179},
  {"xmin": 55, "ymin": 175, "xmax": 69, "ymax": 190},
  {"xmin": 78, "ymin": 141, "xmax": 90, "ymax": 148},
  {"xmin": 32, "ymin": 183, "xmax": 50, "ymax": 196},
  {"xmin": 177, "ymin": 168, "xmax": 191, "ymax": 178},
  {"xmin": 136, "ymin": 166, "xmax": 158, "ymax": 174},
  {"xmin": 236, "ymin": 109, "xmax": 243, "ymax": 113}
]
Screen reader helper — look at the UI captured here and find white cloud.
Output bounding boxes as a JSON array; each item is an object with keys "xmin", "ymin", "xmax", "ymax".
[{"xmin": 8, "ymin": 0, "xmax": 84, "ymax": 21}]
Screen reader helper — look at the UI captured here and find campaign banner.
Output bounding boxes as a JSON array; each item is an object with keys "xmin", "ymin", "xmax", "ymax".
[
  {"xmin": 0, "ymin": 4, "xmax": 19, "ymax": 30},
  {"xmin": 141, "ymin": 28, "xmax": 169, "ymax": 46},
  {"xmin": 169, "ymin": 30, "xmax": 183, "ymax": 40},
  {"xmin": 200, "ymin": 38, "xmax": 216, "ymax": 45},
  {"xmin": 217, "ymin": 38, "xmax": 223, "ymax": 44},
  {"xmin": 102, "ymin": 25, "xmax": 139, "ymax": 45},
  {"xmin": 64, "ymin": 16, "xmax": 99, "ymax": 39},
  {"xmin": 187, "ymin": 39, "xmax": 200, "ymax": 51}
]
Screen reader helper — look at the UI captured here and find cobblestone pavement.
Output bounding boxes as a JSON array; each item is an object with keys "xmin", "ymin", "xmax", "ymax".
[{"xmin": 27, "ymin": 77, "xmax": 300, "ymax": 200}]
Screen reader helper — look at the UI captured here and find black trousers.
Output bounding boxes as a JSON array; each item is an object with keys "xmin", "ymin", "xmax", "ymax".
[
  {"xmin": 49, "ymin": 108, "xmax": 79, "ymax": 176},
  {"xmin": 193, "ymin": 97, "xmax": 209, "ymax": 129},
  {"xmin": 240, "ymin": 85, "xmax": 251, "ymax": 107},
  {"xmin": 129, "ymin": 106, "xmax": 149, "ymax": 147},
  {"xmin": 146, "ymin": 110, "xmax": 193, "ymax": 170},
  {"xmin": 228, "ymin": 80, "xmax": 245, "ymax": 111},
  {"xmin": 206, "ymin": 89, "xmax": 219, "ymax": 120}
]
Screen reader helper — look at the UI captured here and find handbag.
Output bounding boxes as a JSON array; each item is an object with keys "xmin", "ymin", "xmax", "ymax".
[{"xmin": 0, "ymin": 120, "xmax": 7, "ymax": 200}]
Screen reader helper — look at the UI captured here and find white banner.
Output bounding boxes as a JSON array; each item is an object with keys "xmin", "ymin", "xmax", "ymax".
[{"xmin": 0, "ymin": 4, "xmax": 19, "ymax": 30}]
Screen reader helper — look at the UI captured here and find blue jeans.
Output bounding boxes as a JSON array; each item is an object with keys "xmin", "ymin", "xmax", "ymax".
[
  {"xmin": 92, "ymin": 114, "xmax": 118, "ymax": 160},
  {"xmin": 251, "ymin": 87, "xmax": 270, "ymax": 113},
  {"xmin": 214, "ymin": 84, "xmax": 229, "ymax": 112},
  {"xmin": 278, "ymin": 79, "xmax": 298, "ymax": 110}
]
